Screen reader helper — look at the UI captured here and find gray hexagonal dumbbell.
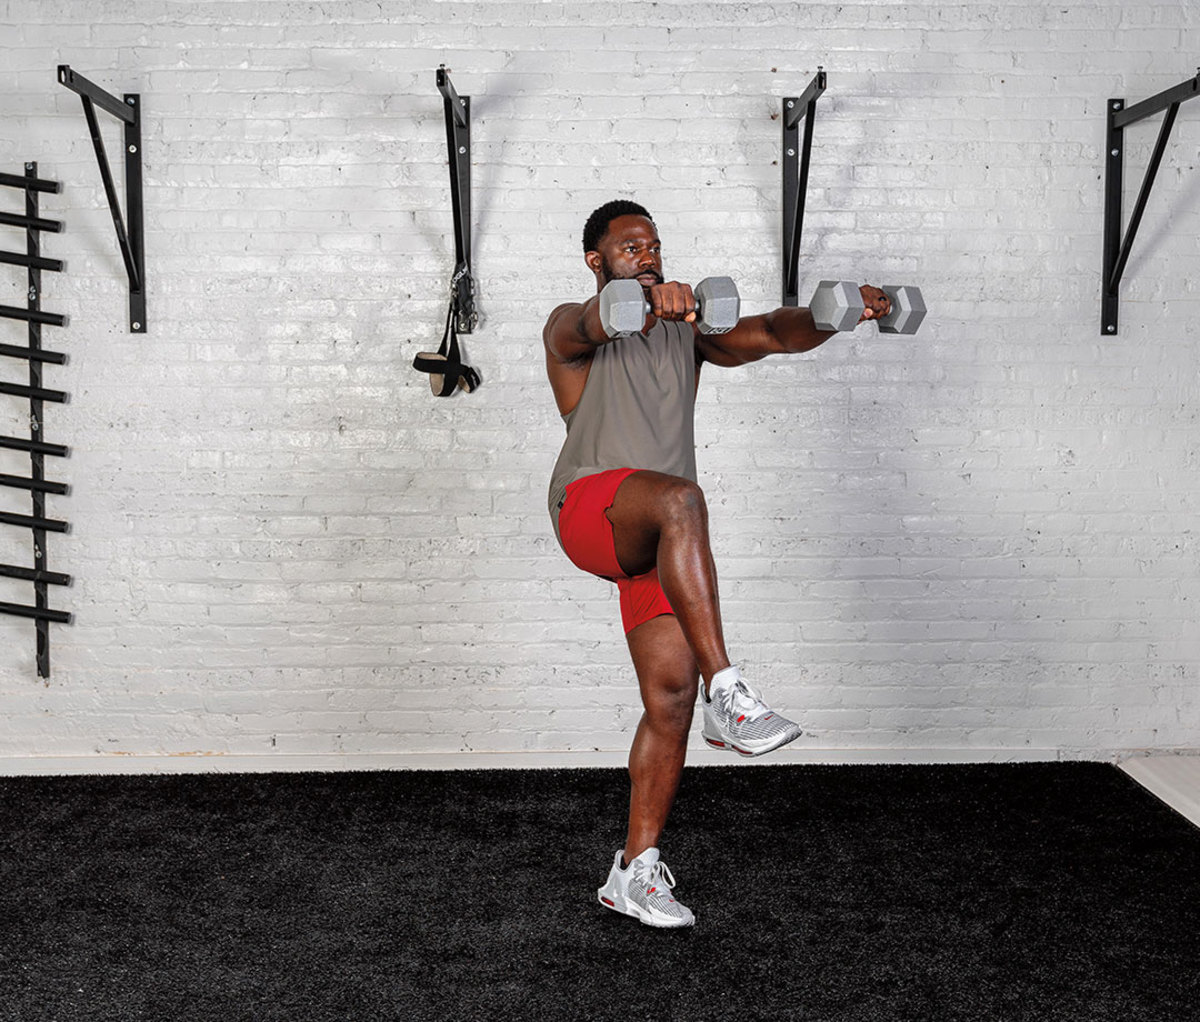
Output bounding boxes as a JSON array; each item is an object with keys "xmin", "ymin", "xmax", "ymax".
[
  {"xmin": 693, "ymin": 276, "xmax": 740, "ymax": 334},
  {"xmin": 809, "ymin": 280, "xmax": 864, "ymax": 332},
  {"xmin": 598, "ymin": 276, "xmax": 742, "ymax": 337},
  {"xmin": 598, "ymin": 279, "xmax": 648, "ymax": 336},
  {"xmin": 877, "ymin": 285, "xmax": 926, "ymax": 335}
]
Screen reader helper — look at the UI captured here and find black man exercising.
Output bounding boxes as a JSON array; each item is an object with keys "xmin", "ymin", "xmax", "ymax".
[{"xmin": 543, "ymin": 199, "xmax": 890, "ymax": 927}]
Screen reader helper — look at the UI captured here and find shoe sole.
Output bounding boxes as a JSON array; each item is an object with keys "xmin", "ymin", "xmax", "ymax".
[
  {"xmin": 597, "ymin": 890, "xmax": 695, "ymax": 928},
  {"xmin": 702, "ymin": 726, "xmax": 802, "ymax": 757}
]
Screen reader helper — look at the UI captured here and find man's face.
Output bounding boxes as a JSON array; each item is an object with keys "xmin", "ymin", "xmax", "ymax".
[{"xmin": 590, "ymin": 215, "xmax": 664, "ymax": 289}]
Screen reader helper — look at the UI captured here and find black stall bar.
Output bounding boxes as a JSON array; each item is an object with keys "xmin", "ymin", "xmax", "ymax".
[{"xmin": 0, "ymin": 162, "xmax": 72, "ymax": 677}]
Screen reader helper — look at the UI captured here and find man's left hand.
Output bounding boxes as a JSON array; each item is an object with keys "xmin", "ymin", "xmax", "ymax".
[{"xmin": 859, "ymin": 285, "xmax": 891, "ymax": 323}]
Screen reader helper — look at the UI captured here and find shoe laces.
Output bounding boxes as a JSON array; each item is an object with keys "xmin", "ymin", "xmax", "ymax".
[
  {"xmin": 640, "ymin": 860, "xmax": 676, "ymax": 897},
  {"xmin": 717, "ymin": 677, "xmax": 769, "ymax": 721}
]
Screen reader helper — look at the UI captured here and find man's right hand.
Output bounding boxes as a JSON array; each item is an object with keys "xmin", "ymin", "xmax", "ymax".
[{"xmin": 645, "ymin": 281, "xmax": 697, "ymax": 325}]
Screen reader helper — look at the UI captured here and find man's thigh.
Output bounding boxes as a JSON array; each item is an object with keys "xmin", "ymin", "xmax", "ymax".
[{"xmin": 605, "ymin": 470, "xmax": 704, "ymax": 577}]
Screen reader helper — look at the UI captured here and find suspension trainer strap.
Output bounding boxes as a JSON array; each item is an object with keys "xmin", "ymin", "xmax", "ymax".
[{"xmin": 412, "ymin": 264, "xmax": 480, "ymax": 397}]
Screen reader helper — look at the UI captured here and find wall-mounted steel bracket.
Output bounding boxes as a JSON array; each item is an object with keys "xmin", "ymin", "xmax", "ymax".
[
  {"xmin": 57, "ymin": 65, "xmax": 145, "ymax": 334},
  {"xmin": 1102, "ymin": 71, "xmax": 1200, "ymax": 335},
  {"xmin": 437, "ymin": 67, "xmax": 476, "ymax": 334},
  {"xmin": 781, "ymin": 69, "xmax": 826, "ymax": 307}
]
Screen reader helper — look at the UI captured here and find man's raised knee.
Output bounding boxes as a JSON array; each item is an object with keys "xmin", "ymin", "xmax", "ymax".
[{"xmin": 659, "ymin": 478, "xmax": 707, "ymax": 526}]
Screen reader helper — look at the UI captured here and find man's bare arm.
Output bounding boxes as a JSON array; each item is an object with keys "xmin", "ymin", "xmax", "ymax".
[
  {"xmin": 696, "ymin": 285, "xmax": 890, "ymax": 367},
  {"xmin": 543, "ymin": 295, "xmax": 619, "ymax": 364}
]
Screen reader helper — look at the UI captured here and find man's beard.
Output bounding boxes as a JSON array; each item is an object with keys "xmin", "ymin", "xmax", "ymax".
[{"xmin": 600, "ymin": 256, "xmax": 663, "ymax": 288}]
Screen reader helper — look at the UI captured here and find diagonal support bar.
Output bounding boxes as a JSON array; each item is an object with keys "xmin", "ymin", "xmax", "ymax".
[
  {"xmin": 1101, "ymin": 71, "xmax": 1200, "ymax": 335},
  {"xmin": 58, "ymin": 65, "xmax": 145, "ymax": 333},
  {"xmin": 782, "ymin": 70, "xmax": 827, "ymax": 307},
  {"xmin": 436, "ymin": 66, "xmax": 476, "ymax": 333},
  {"xmin": 80, "ymin": 96, "xmax": 140, "ymax": 292}
]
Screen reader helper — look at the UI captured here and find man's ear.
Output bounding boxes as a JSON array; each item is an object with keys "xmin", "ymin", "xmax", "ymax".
[{"xmin": 584, "ymin": 250, "xmax": 602, "ymax": 276}]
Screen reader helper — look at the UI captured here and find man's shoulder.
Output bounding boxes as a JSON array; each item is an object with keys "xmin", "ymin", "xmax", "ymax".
[
  {"xmin": 544, "ymin": 300, "xmax": 584, "ymax": 325},
  {"xmin": 543, "ymin": 301, "xmax": 584, "ymax": 345},
  {"xmin": 543, "ymin": 302, "xmax": 599, "ymax": 370}
]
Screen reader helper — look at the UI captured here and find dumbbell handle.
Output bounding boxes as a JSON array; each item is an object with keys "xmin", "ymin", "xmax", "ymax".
[
  {"xmin": 619, "ymin": 285, "xmax": 703, "ymax": 318},
  {"xmin": 809, "ymin": 280, "xmax": 925, "ymax": 335},
  {"xmin": 598, "ymin": 277, "xmax": 739, "ymax": 337}
]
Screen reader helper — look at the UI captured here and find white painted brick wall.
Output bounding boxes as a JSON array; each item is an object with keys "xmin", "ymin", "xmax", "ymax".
[{"xmin": 0, "ymin": 0, "xmax": 1198, "ymax": 766}]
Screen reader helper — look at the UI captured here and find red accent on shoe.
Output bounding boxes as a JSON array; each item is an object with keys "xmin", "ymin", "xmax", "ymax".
[
  {"xmin": 649, "ymin": 887, "xmax": 656, "ymax": 894},
  {"xmin": 601, "ymin": 896, "xmax": 615, "ymax": 907},
  {"xmin": 737, "ymin": 714, "xmax": 746, "ymax": 723}
]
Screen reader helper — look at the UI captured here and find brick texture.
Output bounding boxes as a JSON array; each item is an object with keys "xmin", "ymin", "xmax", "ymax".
[{"xmin": 0, "ymin": 0, "xmax": 1197, "ymax": 764}]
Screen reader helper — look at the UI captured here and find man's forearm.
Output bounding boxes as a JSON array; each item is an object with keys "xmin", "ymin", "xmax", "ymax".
[{"xmin": 762, "ymin": 305, "xmax": 837, "ymax": 355}]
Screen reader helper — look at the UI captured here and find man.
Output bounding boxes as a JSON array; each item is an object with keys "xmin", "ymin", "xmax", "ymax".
[{"xmin": 543, "ymin": 199, "xmax": 891, "ymax": 928}]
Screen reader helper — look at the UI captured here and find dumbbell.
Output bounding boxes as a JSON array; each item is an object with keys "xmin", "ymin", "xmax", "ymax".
[
  {"xmin": 809, "ymin": 280, "xmax": 926, "ymax": 334},
  {"xmin": 598, "ymin": 276, "xmax": 741, "ymax": 337}
]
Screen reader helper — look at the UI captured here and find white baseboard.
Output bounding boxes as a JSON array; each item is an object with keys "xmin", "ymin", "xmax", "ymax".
[{"xmin": 0, "ymin": 746, "xmax": 1077, "ymax": 777}]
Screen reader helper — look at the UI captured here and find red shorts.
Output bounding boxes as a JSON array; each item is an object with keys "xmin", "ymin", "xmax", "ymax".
[{"xmin": 558, "ymin": 468, "xmax": 674, "ymax": 634}]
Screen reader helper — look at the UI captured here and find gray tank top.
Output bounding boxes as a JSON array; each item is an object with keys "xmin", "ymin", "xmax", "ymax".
[{"xmin": 548, "ymin": 318, "xmax": 698, "ymax": 548}]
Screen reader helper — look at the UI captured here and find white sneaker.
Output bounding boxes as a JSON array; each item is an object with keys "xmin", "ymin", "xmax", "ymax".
[
  {"xmin": 597, "ymin": 848, "xmax": 695, "ymax": 928},
  {"xmin": 701, "ymin": 665, "xmax": 803, "ymax": 757}
]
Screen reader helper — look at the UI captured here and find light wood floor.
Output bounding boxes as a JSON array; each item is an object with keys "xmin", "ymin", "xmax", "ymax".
[{"xmin": 1120, "ymin": 755, "xmax": 1200, "ymax": 830}]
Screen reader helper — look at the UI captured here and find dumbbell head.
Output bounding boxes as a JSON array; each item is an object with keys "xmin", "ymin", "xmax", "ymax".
[
  {"xmin": 693, "ymin": 276, "xmax": 740, "ymax": 335},
  {"xmin": 598, "ymin": 278, "xmax": 650, "ymax": 336},
  {"xmin": 877, "ymin": 286, "xmax": 926, "ymax": 335},
  {"xmin": 809, "ymin": 280, "xmax": 864, "ymax": 333}
]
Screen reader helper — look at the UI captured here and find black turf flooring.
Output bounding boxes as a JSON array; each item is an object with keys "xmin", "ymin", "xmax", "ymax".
[{"xmin": 0, "ymin": 762, "xmax": 1197, "ymax": 1021}]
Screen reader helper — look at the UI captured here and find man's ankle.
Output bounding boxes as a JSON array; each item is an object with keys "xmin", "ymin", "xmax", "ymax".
[{"xmin": 704, "ymin": 663, "xmax": 738, "ymax": 699}]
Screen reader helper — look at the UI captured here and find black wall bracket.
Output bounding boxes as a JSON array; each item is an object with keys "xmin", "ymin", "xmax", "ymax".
[
  {"xmin": 1102, "ymin": 71, "xmax": 1200, "ymax": 335},
  {"xmin": 411, "ymin": 68, "xmax": 481, "ymax": 397},
  {"xmin": 57, "ymin": 65, "xmax": 145, "ymax": 334},
  {"xmin": 437, "ymin": 66, "xmax": 476, "ymax": 334},
  {"xmin": 781, "ymin": 69, "xmax": 826, "ymax": 307},
  {"xmin": 0, "ymin": 162, "xmax": 74, "ymax": 679}
]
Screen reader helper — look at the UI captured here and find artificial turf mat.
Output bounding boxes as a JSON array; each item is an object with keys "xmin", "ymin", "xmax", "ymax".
[{"xmin": 0, "ymin": 762, "xmax": 1196, "ymax": 1021}]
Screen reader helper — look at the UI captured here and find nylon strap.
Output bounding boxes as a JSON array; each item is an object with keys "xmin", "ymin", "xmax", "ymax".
[{"xmin": 412, "ymin": 264, "xmax": 480, "ymax": 396}]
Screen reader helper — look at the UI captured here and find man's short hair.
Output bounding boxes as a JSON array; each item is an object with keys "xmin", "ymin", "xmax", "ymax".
[{"xmin": 582, "ymin": 199, "xmax": 654, "ymax": 253}]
